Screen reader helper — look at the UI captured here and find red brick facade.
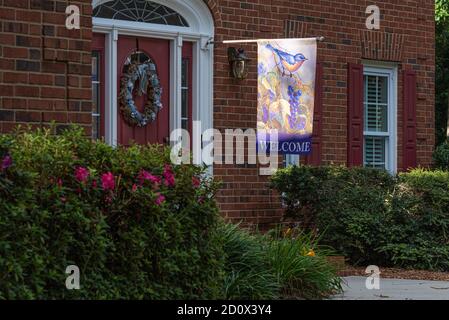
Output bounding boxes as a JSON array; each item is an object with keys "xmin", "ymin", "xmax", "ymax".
[
  {"xmin": 0, "ymin": 0, "xmax": 435, "ymax": 228},
  {"xmin": 0, "ymin": 0, "xmax": 92, "ymax": 133}
]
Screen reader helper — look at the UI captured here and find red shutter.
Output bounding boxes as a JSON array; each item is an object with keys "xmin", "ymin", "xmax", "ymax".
[
  {"xmin": 347, "ymin": 63, "xmax": 364, "ymax": 167},
  {"xmin": 306, "ymin": 62, "xmax": 323, "ymax": 165},
  {"xmin": 403, "ymin": 70, "xmax": 417, "ymax": 170}
]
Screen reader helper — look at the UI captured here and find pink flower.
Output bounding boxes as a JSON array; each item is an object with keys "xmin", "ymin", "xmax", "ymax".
[
  {"xmin": 1, "ymin": 154, "xmax": 12, "ymax": 171},
  {"xmin": 101, "ymin": 172, "xmax": 115, "ymax": 191},
  {"xmin": 163, "ymin": 164, "xmax": 175, "ymax": 187},
  {"xmin": 138, "ymin": 170, "xmax": 162, "ymax": 186},
  {"xmin": 132, "ymin": 184, "xmax": 138, "ymax": 192},
  {"xmin": 155, "ymin": 193, "xmax": 166, "ymax": 206},
  {"xmin": 74, "ymin": 166, "xmax": 90, "ymax": 183},
  {"xmin": 57, "ymin": 179, "xmax": 63, "ymax": 188},
  {"xmin": 192, "ymin": 176, "xmax": 201, "ymax": 188}
]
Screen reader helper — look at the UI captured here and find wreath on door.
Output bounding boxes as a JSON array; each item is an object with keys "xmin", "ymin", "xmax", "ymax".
[{"xmin": 119, "ymin": 60, "xmax": 163, "ymax": 127}]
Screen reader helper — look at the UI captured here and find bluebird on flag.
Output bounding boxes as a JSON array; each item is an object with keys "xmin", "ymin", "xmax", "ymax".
[{"xmin": 257, "ymin": 38, "xmax": 317, "ymax": 155}]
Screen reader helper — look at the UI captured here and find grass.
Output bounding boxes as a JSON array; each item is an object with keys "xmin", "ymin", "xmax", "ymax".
[
  {"xmin": 221, "ymin": 223, "xmax": 280, "ymax": 300},
  {"xmin": 266, "ymin": 231, "xmax": 343, "ymax": 299},
  {"xmin": 220, "ymin": 223, "xmax": 343, "ymax": 300}
]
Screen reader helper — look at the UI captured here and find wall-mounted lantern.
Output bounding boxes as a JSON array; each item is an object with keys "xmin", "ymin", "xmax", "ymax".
[{"xmin": 227, "ymin": 47, "xmax": 251, "ymax": 80}]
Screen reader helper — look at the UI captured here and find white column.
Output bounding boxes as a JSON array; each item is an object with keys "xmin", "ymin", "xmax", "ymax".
[
  {"xmin": 198, "ymin": 35, "xmax": 214, "ymax": 173},
  {"xmin": 170, "ymin": 34, "xmax": 183, "ymax": 144}
]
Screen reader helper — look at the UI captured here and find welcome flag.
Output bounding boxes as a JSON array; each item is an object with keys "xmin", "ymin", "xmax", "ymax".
[{"xmin": 257, "ymin": 38, "xmax": 317, "ymax": 155}]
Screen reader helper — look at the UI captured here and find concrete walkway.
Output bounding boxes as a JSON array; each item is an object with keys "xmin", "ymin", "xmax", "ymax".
[{"xmin": 332, "ymin": 276, "xmax": 449, "ymax": 300}]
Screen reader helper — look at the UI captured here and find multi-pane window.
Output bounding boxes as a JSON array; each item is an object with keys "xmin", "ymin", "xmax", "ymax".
[
  {"xmin": 363, "ymin": 67, "xmax": 396, "ymax": 172},
  {"xmin": 181, "ymin": 58, "xmax": 189, "ymax": 132},
  {"xmin": 283, "ymin": 154, "xmax": 299, "ymax": 167},
  {"xmin": 93, "ymin": 0, "xmax": 189, "ymax": 27},
  {"xmin": 92, "ymin": 51, "xmax": 101, "ymax": 140}
]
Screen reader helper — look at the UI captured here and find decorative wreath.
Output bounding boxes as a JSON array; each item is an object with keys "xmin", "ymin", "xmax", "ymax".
[{"xmin": 119, "ymin": 60, "xmax": 163, "ymax": 127}]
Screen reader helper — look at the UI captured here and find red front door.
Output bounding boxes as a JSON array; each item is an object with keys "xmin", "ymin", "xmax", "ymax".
[
  {"xmin": 92, "ymin": 33, "xmax": 193, "ymax": 146},
  {"xmin": 117, "ymin": 36, "xmax": 170, "ymax": 146}
]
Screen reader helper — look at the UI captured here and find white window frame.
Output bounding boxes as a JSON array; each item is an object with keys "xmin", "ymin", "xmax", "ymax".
[
  {"xmin": 284, "ymin": 154, "xmax": 299, "ymax": 167},
  {"xmin": 91, "ymin": 52, "xmax": 101, "ymax": 139},
  {"xmin": 363, "ymin": 64, "xmax": 397, "ymax": 174},
  {"xmin": 91, "ymin": 0, "xmax": 214, "ymax": 169}
]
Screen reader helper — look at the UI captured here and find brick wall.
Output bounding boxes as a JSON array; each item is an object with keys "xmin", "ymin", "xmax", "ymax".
[
  {"xmin": 208, "ymin": 0, "xmax": 435, "ymax": 227},
  {"xmin": 0, "ymin": 0, "xmax": 435, "ymax": 228},
  {"xmin": 0, "ymin": 0, "xmax": 93, "ymax": 134}
]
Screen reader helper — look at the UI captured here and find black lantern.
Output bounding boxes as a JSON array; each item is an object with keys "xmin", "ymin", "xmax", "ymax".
[{"xmin": 227, "ymin": 47, "xmax": 250, "ymax": 80}]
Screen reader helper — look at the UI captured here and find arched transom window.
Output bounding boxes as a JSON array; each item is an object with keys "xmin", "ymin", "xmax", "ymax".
[{"xmin": 93, "ymin": 0, "xmax": 189, "ymax": 26}]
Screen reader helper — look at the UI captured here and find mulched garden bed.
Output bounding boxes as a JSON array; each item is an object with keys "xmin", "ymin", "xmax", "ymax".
[{"xmin": 338, "ymin": 266, "xmax": 449, "ymax": 281}]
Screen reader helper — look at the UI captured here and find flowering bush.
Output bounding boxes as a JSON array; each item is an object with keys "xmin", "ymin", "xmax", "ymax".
[{"xmin": 0, "ymin": 126, "xmax": 223, "ymax": 299}]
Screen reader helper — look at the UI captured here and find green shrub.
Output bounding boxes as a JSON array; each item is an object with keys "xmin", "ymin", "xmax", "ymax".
[
  {"xmin": 433, "ymin": 141, "xmax": 449, "ymax": 170},
  {"xmin": 270, "ymin": 165, "xmax": 396, "ymax": 265},
  {"xmin": 220, "ymin": 223, "xmax": 342, "ymax": 300},
  {"xmin": 270, "ymin": 165, "xmax": 449, "ymax": 271},
  {"xmin": 0, "ymin": 126, "xmax": 224, "ymax": 299},
  {"xmin": 382, "ymin": 169, "xmax": 449, "ymax": 270}
]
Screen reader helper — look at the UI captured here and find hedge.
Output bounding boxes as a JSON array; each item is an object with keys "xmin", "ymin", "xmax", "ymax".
[
  {"xmin": 434, "ymin": 140, "xmax": 449, "ymax": 170},
  {"xmin": 0, "ymin": 127, "xmax": 341, "ymax": 300},
  {"xmin": 270, "ymin": 165, "xmax": 449, "ymax": 271},
  {"xmin": 0, "ymin": 127, "xmax": 224, "ymax": 299}
]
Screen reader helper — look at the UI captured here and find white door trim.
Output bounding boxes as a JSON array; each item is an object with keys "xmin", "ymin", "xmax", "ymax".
[{"xmin": 91, "ymin": 0, "xmax": 214, "ymax": 166}]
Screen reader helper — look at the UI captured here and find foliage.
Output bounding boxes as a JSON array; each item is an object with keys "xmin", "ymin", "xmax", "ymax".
[
  {"xmin": 271, "ymin": 165, "xmax": 449, "ymax": 271},
  {"xmin": 220, "ymin": 223, "xmax": 280, "ymax": 300},
  {"xmin": 435, "ymin": 0, "xmax": 449, "ymax": 145},
  {"xmin": 388, "ymin": 169, "xmax": 449, "ymax": 270},
  {"xmin": 0, "ymin": 126, "xmax": 341, "ymax": 300},
  {"xmin": 220, "ymin": 223, "xmax": 342, "ymax": 300},
  {"xmin": 265, "ymin": 229, "xmax": 342, "ymax": 299},
  {"xmin": 436, "ymin": 0, "xmax": 449, "ymax": 22},
  {"xmin": 0, "ymin": 126, "xmax": 224, "ymax": 299},
  {"xmin": 433, "ymin": 140, "xmax": 449, "ymax": 169}
]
